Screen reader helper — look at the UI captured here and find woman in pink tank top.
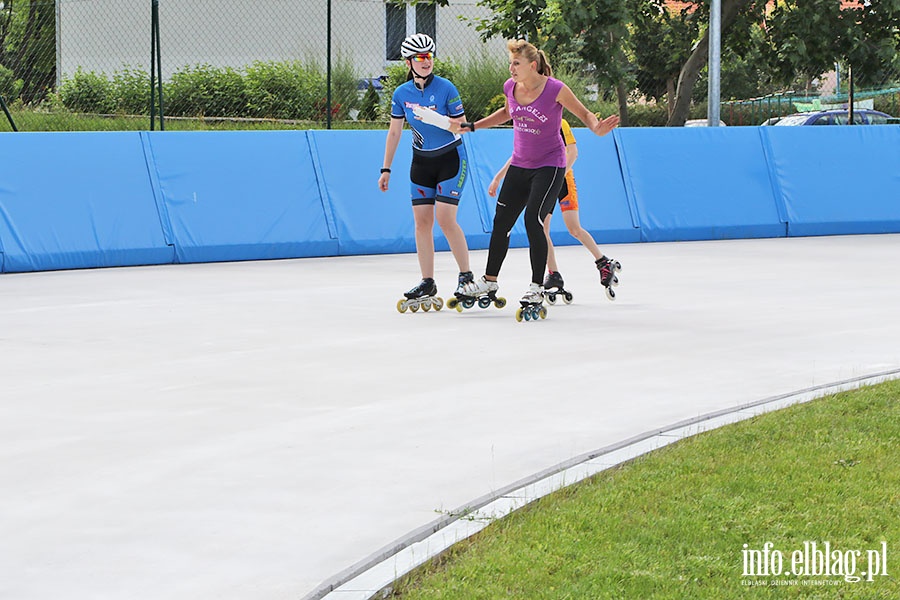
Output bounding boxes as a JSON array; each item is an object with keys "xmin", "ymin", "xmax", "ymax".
[{"xmin": 451, "ymin": 39, "xmax": 619, "ymax": 313}]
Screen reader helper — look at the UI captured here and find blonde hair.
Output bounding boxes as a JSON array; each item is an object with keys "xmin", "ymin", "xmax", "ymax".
[{"xmin": 507, "ymin": 39, "xmax": 553, "ymax": 78}]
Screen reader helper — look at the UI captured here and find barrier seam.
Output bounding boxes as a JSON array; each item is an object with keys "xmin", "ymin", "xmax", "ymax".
[
  {"xmin": 612, "ymin": 129, "xmax": 643, "ymax": 234},
  {"xmin": 139, "ymin": 132, "xmax": 177, "ymax": 251},
  {"xmin": 757, "ymin": 127, "xmax": 790, "ymax": 236},
  {"xmin": 305, "ymin": 131, "xmax": 340, "ymax": 241}
]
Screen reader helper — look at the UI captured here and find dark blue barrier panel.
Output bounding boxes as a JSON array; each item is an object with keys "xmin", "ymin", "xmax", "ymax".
[
  {"xmin": 310, "ymin": 130, "xmax": 490, "ymax": 255},
  {"xmin": 616, "ymin": 127, "xmax": 785, "ymax": 242},
  {"xmin": 762, "ymin": 126, "xmax": 900, "ymax": 237},
  {"xmin": 0, "ymin": 132, "xmax": 174, "ymax": 273},
  {"xmin": 144, "ymin": 131, "xmax": 338, "ymax": 263}
]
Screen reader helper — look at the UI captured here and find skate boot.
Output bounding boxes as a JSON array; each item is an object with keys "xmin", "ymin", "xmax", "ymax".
[
  {"xmin": 455, "ymin": 271, "xmax": 475, "ymax": 296},
  {"xmin": 397, "ymin": 278, "xmax": 444, "ymax": 313},
  {"xmin": 542, "ymin": 271, "xmax": 573, "ymax": 305},
  {"xmin": 596, "ymin": 256, "xmax": 622, "ymax": 301},
  {"xmin": 516, "ymin": 282, "xmax": 548, "ymax": 322},
  {"xmin": 447, "ymin": 276, "xmax": 506, "ymax": 312}
]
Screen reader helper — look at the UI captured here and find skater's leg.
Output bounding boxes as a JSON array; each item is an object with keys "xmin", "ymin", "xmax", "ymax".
[
  {"xmin": 412, "ymin": 204, "xmax": 436, "ymax": 279},
  {"xmin": 485, "ymin": 168, "xmax": 529, "ymax": 279},
  {"xmin": 523, "ymin": 167, "xmax": 564, "ymax": 285},
  {"xmin": 543, "ymin": 212, "xmax": 560, "ymax": 274},
  {"xmin": 435, "ymin": 200, "xmax": 470, "ymax": 273},
  {"xmin": 562, "ymin": 209, "xmax": 603, "ymax": 261}
]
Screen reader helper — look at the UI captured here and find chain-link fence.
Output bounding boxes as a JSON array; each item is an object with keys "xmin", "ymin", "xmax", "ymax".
[{"xmin": 1, "ymin": 0, "xmax": 899, "ymax": 132}]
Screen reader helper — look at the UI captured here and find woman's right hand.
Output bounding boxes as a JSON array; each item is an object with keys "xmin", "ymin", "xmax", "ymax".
[{"xmin": 379, "ymin": 172, "xmax": 390, "ymax": 192}]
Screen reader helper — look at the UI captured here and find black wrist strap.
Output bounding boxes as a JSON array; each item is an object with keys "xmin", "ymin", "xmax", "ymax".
[{"xmin": 380, "ymin": 168, "xmax": 391, "ymax": 174}]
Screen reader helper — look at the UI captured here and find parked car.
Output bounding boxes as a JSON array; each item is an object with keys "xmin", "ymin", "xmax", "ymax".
[
  {"xmin": 768, "ymin": 109, "xmax": 894, "ymax": 126},
  {"xmin": 684, "ymin": 118, "xmax": 727, "ymax": 127}
]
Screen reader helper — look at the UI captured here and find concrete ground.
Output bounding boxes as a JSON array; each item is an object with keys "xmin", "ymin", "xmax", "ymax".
[{"xmin": 1, "ymin": 234, "xmax": 898, "ymax": 600}]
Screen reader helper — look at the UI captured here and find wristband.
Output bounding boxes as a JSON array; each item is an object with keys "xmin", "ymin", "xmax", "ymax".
[
  {"xmin": 463, "ymin": 122, "xmax": 475, "ymax": 132},
  {"xmin": 380, "ymin": 168, "xmax": 391, "ymax": 174}
]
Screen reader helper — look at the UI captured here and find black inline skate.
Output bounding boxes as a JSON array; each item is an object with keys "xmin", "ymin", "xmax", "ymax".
[
  {"xmin": 596, "ymin": 256, "xmax": 622, "ymax": 301},
  {"xmin": 542, "ymin": 270, "xmax": 573, "ymax": 305},
  {"xmin": 397, "ymin": 278, "xmax": 444, "ymax": 313},
  {"xmin": 516, "ymin": 283, "xmax": 548, "ymax": 322},
  {"xmin": 447, "ymin": 275, "xmax": 507, "ymax": 312}
]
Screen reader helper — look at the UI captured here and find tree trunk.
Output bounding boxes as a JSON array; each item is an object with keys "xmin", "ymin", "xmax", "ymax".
[
  {"xmin": 667, "ymin": 0, "xmax": 752, "ymax": 126},
  {"xmin": 616, "ymin": 82, "xmax": 630, "ymax": 127},
  {"xmin": 666, "ymin": 77, "xmax": 676, "ymax": 117}
]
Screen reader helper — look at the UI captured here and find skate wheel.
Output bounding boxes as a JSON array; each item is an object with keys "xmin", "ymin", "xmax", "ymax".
[
  {"xmin": 462, "ymin": 298, "xmax": 475, "ymax": 309},
  {"xmin": 515, "ymin": 308, "xmax": 524, "ymax": 322},
  {"xmin": 614, "ymin": 261, "xmax": 622, "ymax": 271},
  {"xmin": 422, "ymin": 300, "xmax": 431, "ymax": 312},
  {"xmin": 494, "ymin": 297, "xmax": 507, "ymax": 309},
  {"xmin": 410, "ymin": 303, "xmax": 419, "ymax": 312},
  {"xmin": 477, "ymin": 296, "xmax": 491, "ymax": 309},
  {"xmin": 606, "ymin": 287, "xmax": 616, "ymax": 301},
  {"xmin": 396, "ymin": 299, "xmax": 408, "ymax": 313},
  {"xmin": 539, "ymin": 306, "xmax": 548, "ymax": 319},
  {"xmin": 563, "ymin": 292, "xmax": 573, "ymax": 304},
  {"xmin": 612, "ymin": 275, "xmax": 619, "ymax": 287},
  {"xmin": 546, "ymin": 293, "xmax": 557, "ymax": 305},
  {"xmin": 446, "ymin": 297, "xmax": 458, "ymax": 310},
  {"xmin": 433, "ymin": 297, "xmax": 444, "ymax": 311}
]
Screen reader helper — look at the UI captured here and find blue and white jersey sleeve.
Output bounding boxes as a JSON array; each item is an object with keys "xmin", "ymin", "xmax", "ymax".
[{"xmin": 390, "ymin": 76, "xmax": 465, "ymax": 157}]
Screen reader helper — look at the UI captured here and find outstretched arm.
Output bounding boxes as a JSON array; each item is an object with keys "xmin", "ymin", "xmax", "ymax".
[
  {"xmin": 450, "ymin": 101, "xmax": 511, "ymax": 134},
  {"xmin": 556, "ymin": 84, "xmax": 619, "ymax": 136}
]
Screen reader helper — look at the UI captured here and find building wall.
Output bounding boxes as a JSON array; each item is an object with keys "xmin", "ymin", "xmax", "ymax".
[{"xmin": 58, "ymin": 0, "xmax": 506, "ymax": 81}]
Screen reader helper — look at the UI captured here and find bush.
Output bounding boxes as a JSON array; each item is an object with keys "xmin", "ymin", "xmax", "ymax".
[
  {"xmin": 112, "ymin": 66, "xmax": 151, "ymax": 115},
  {"xmin": 358, "ymin": 81, "xmax": 380, "ymax": 121},
  {"xmin": 59, "ymin": 68, "xmax": 115, "ymax": 114},
  {"xmin": 245, "ymin": 60, "xmax": 324, "ymax": 120},
  {"xmin": 165, "ymin": 63, "xmax": 248, "ymax": 118},
  {"xmin": 0, "ymin": 65, "xmax": 23, "ymax": 103},
  {"xmin": 329, "ymin": 55, "xmax": 360, "ymax": 121}
]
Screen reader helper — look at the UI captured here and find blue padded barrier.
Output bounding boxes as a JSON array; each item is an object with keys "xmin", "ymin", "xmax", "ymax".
[
  {"xmin": 0, "ymin": 132, "xmax": 174, "ymax": 273},
  {"xmin": 144, "ymin": 130, "xmax": 338, "ymax": 263},
  {"xmin": 310, "ymin": 130, "xmax": 491, "ymax": 254},
  {"xmin": 561, "ymin": 131, "xmax": 640, "ymax": 246},
  {"xmin": 615, "ymin": 127, "xmax": 786, "ymax": 242},
  {"xmin": 762, "ymin": 126, "xmax": 900, "ymax": 237}
]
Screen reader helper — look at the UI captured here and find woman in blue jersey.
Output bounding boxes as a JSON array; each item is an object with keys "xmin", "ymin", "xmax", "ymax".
[{"xmin": 379, "ymin": 33, "xmax": 475, "ymax": 309}]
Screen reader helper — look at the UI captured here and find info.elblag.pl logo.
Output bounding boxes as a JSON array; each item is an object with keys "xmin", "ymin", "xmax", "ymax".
[{"xmin": 742, "ymin": 541, "xmax": 889, "ymax": 585}]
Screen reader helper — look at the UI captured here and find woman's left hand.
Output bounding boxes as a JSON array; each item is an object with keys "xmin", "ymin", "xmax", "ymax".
[{"xmin": 592, "ymin": 114, "xmax": 620, "ymax": 136}]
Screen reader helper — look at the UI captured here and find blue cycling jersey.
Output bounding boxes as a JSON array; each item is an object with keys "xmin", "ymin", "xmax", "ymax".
[{"xmin": 390, "ymin": 75, "xmax": 465, "ymax": 157}]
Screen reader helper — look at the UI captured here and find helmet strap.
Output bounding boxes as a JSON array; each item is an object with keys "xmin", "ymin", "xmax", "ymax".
[{"xmin": 410, "ymin": 66, "xmax": 433, "ymax": 89}]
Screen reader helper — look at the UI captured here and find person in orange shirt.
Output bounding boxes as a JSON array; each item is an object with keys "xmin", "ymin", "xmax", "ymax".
[{"xmin": 488, "ymin": 117, "xmax": 622, "ymax": 301}]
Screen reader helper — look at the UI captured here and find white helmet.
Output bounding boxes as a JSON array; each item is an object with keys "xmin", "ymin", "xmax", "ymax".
[{"xmin": 400, "ymin": 33, "xmax": 435, "ymax": 59}]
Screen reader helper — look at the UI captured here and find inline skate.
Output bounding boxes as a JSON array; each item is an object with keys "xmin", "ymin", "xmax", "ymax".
[
  {"xmin": 447, "ymin": 275, "xmax": 507, "ymax": 312},
  {"xmin": 397, "ymin": 278, "xmax": 444, "ymax": 313},
  {"xmin": 596, "ymin": 256, "xmax": 622, "ymax": 300},
  {"xmin": 515, "ymin": 283, "xmax": 548, "ymax": 322},
  {"xmin": 542, "ymin": 270, "xmax": 573, "ymax": 305}
]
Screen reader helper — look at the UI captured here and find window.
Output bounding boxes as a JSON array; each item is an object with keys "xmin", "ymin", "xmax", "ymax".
[
  {"xmin": 385, "ymin": 3, "xmax": 407, "ymax": 61},
  {"xmin": 385, "ymin": 1, "xmax": 437, "ymax": 61}
]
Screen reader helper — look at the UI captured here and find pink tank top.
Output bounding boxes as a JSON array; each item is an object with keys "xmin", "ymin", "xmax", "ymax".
[{"xmin": 505, "ymin": 76, "xmax": 565, "ymax": 169}]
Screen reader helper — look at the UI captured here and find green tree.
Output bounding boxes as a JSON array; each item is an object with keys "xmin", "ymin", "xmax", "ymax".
[
  {"xmin": 767, "ymin": 0, "xmax": 900, "ymax": 90},
  {"xmin": 0, "ymin": 0, "xmax": 55, "ymax": 104}
]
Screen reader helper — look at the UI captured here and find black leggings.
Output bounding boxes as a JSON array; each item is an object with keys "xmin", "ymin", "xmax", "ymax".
[{"xmin": 487, "ymin": 165, "xmax": 564, "ymax": 284}]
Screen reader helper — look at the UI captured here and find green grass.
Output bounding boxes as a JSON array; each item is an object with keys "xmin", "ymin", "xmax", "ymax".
[{"xmin": 389, "ymin": 380, "xmax": 900, "ymax": 599}]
